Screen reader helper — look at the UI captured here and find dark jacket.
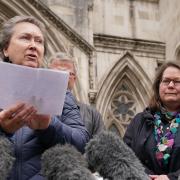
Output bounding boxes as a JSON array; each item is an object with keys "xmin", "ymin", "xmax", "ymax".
[
  {"xmin": 123, "ymin": 108, "xmax": 180, "ymax": 180},
  {"xmin": 77, "ymin": 102, "xmax": 105, "ymax": 138},
  {"xmin": 2, "ymin": 90, "xmax": 89, "ymax": 180}
]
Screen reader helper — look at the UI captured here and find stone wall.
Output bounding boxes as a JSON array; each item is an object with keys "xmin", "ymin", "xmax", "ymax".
[
  {"xmin": 93, "ymin": 0, "xmax": 160, "ymax": 41},
  {"xmin": 44, "ymin": 0, "xmax": 94, "ymax": 44},
  {"xmin": 159, "ymin": 0, "xmax": 180, "ymax": 60}
]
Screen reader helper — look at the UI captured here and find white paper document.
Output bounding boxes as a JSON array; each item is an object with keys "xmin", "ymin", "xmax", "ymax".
[{"xmin": 0, "ymin": 62, "xmax": 69, "ymax": 115}]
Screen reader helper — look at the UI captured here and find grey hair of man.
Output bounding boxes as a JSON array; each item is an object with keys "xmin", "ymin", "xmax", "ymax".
[
  {"xmin": 0, "ymin": 15, "xmax": 48, "ymax": 61},
  {"xmin": 49, "ymin": 52, "xmax": 77, "ymax": 75}
]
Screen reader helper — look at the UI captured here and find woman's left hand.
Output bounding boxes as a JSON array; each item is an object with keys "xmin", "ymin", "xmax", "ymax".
[
  {"xmin": 149, "ymin": 175, "xmax": 169, "ymax": 180},
  {"xmin": 26, "ymin": 114, "xmax": 51, "ymax": 130}
]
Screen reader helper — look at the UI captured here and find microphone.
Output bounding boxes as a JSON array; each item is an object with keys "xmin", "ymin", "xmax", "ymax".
[
  {"xmin": 85, "ymin": 131, "xmax": 149, "ymax": 180},
  {"xmin": 0, "ymin": 136, "xmax": 15, "ymax": 179},
  {"xmin": 41, "ymin": 144, "xmax": 96, "ymax": 180}
]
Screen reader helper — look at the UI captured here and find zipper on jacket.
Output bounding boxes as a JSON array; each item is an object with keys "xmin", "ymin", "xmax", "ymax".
[{"xmin": 15, "ymin": 128, "xmax": 23, "ymax": 180}]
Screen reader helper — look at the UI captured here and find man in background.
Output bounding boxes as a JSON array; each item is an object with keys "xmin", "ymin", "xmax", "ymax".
[{"xmin": 49, "ymin": 52, "xmax": 105, "ymax": 138}]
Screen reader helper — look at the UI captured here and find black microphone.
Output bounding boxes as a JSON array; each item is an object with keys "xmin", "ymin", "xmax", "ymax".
[
  {"xmin": 0, "ymin": 136, "xmax": 15, "ymax": 179},
  {"xmin": 41, "ymin": 144, "xmax": 96, "ymax": 180},
  {"xmin": 85, "ymin": 131, "xmax": 149, "ymax": 180}
]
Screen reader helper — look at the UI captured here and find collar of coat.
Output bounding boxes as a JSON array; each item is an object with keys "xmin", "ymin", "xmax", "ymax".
[{"xmin": 142, "ymin": 107, "xmax": 155, "ymax": 126}]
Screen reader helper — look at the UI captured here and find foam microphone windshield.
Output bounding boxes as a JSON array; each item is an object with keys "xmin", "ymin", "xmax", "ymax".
[
  {"xmin": 0, "ymin": 136, "xmax": 15, "ymax": 179},
  {"xmin": 85, "ymin": 131, "xmax": 149, "ymax": 180},
  {"xmin": 41, "ymin": 144, "xmax": 96, "ymax": 180}
]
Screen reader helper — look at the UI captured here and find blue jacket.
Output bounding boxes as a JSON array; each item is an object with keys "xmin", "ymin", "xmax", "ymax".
[{"xmin": 2, "ymin": 90, "xmax": 89, "ymax": 180}]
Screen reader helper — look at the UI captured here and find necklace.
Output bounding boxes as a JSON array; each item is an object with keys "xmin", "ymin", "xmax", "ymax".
[{"xmin": 154, "ymin": 111, "xmax": 180, "ymax": 167}]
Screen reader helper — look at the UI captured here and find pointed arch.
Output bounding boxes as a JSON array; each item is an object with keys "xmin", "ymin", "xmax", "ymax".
[{"xmin": 96, "ymin": 51, "xmax": 152, "ymax": 135}]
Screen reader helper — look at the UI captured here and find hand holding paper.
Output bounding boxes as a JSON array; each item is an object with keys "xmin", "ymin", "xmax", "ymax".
[
  {"xmin": 0, "ymin": 62, "xmax": 69, "ymax": 115},
  {"xmin": 27, "ymin": 114, "xmax": 51, "ymax": 130},
  {"xmin": 0, "ymin": 102, "xmax": 37, "ymax": 133}
]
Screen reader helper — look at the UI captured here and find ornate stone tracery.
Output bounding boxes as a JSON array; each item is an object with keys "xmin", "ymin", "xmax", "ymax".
[
  {"xmin": 111, "ymin": 84, "xmax": 136, "ymax": 124},
  {"xmin": 96, "ymin": 52, "xmax": 153, "ymax": 136},
  {"xmin": 108, "ymin": 80, "xmax": 137, "ymax": 136}
]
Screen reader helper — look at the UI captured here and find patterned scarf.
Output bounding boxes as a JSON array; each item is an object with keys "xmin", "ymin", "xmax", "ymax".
[{"xmin": 154, "ymin": 108, "xmax": 180, "ymax": 167}]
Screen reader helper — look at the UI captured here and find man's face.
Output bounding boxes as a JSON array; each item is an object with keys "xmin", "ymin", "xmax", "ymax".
[{"xmin": 49, "ymin": 59, "xmax": 76, "ymax": 90}]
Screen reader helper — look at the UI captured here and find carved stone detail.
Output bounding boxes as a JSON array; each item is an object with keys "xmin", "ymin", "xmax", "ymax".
[
  {"xmin": 28, "ymin": 0, "xmax": 95, "ymax": 56},
  {"xmin": 88, "ymin": 90, "xmax": 97, "ymax": 104},
  {"xmin": 94, "ymin": 34, "xmax": 165, "ymax": 60},
  {"xmin": 108, "ymin": 83, "xmax": 137, "ymax": 136}
]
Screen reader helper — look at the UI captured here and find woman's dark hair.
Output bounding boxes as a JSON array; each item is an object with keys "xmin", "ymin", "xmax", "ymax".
[
  {"xmin": 149, "ymin": 61, "xmax": 180, "ymax": 111},
  {"xmin": 0, "ymin": 15, "xmax": 47, "ymax": 61}
]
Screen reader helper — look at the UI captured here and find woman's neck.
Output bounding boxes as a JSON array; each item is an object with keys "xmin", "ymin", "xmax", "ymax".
[{"xmin": 164, "ymin": 106, "xmax": 179, "ymax": 113}]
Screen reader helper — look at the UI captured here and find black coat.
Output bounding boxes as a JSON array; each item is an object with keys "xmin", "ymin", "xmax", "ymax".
[
  {"xmin": 123, "ymin": 108, "xmax": 180, "ymax": 180},
  {"xmin": 77, "ymin": 102, "xmax": 105, "ymax": 138}
]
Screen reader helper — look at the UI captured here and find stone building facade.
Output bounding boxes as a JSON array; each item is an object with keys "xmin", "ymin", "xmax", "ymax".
[{"xmin": 0, "ymin": 0, "xmax": 179, "ymax": 136}]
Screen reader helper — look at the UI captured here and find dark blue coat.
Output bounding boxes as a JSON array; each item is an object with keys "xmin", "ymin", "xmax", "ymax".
[
  {"xmin": 3, "ymin": 90, "xmax": 89, "ymax": 180},
  {"xmin": 123, "ymin": 108, "xmax": 180, "ymax": 180}
]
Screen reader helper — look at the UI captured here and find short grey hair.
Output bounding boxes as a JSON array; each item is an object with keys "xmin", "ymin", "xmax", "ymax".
[
  {"xmin": 0, "ymin": 15, "xmax": 47, "ymax": 61},
  {"xmin": 49, "ymin": 52, "xmax": 77, "ymax": 74}
]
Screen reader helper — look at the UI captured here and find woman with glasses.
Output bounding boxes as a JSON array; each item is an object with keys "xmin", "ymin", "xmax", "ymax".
[{"xmin": 123, "ymin": 61, "xmax": 180, "ymax": 180}]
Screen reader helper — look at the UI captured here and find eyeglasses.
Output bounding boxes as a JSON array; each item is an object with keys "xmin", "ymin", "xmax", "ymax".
[
  {"xmin": 56, "ymin": 68, "xmax": 75, "ymax": 76},
  {"xmin": 161, "ymin": 79, "xmax": 180, "ymax": 86},
  {"xmin": 69, "ymin": 72, "xmax": 75, "ymax": 77}
]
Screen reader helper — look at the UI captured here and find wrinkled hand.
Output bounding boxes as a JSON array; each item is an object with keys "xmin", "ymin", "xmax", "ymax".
[
  {"xmin": 0, "ymin": 102, "xmax": 37, "ymax": 133},
  {"xmin": 27, "ymin": 114, "xmax": 51, "ymax": 130},
  {"xmin": 149, "ymin": 175, "xmax": 169, "ymax": 180}
]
